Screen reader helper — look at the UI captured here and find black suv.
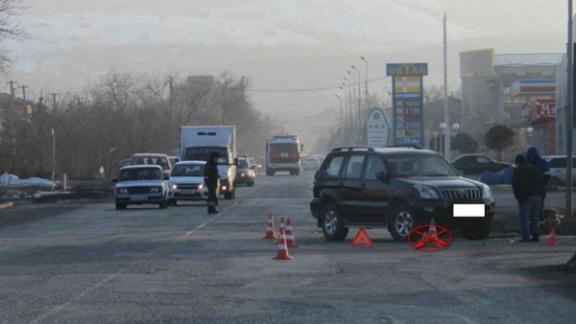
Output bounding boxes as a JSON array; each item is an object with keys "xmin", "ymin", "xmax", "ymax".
[{"xmin": 310, "ymin": 147, "xmax": 495, "ymax": 241}]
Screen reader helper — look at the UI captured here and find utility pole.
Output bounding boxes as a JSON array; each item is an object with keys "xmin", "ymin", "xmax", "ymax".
[
  {"xmin": 21, "ymin": 85, "xmax": 28, "ymax": 102},
  {"xmin": 168, "ymin": 75, "xmax": 174, "ymax": 129},
  {"xmin": 565, "ymin": 0, "xmax": 576, "ymax": 270},
  {"xmin": 50, "ymin": 93, "xmax": 59, "ymax": 109},
  {"xmin": 442, "ymin": 13, "xmax": 451, "ymax": 160},
  {"xmin": 7, "ymin": 80, "xmax": 16, "ymax": 110}
]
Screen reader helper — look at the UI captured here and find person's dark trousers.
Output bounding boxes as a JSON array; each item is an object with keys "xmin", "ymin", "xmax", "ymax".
[
  {"xmin": 518, "ymin": 195, "xmax": 543, "ymax": 241},
  {"xmin": 207, "ymin": 185, "xmax": 219, "ymax": 214}
]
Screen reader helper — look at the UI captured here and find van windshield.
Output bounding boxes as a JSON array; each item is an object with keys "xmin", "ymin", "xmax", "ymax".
[
  {"xmin": 387, "ymin": 154, "xmax": 458, "ymax": 178},
  {"xmin": 183, "ymin": 147, "xmax": 229, "ymax": 164},
  {"xmin": 119, "ymin": 168, "xmax": 163, "ymax": 181}
]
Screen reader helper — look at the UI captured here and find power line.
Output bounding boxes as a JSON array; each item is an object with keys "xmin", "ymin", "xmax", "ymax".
[{"xmin": 247, "ymin": 76, "xmax": 388, "ymax": 93}]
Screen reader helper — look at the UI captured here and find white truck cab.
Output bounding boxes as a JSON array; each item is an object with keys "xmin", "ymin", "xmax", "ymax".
[{"xmin": 180, "ymin": 126, "xmax": 237, "ymax": 199}]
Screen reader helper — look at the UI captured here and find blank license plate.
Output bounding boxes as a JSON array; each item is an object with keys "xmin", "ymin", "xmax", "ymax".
[
  {"xmin": 453, "ymin": 204, "xmax": 485, "ymax": 217},
  {"xmin": 131, "ymin": 195, "xmax": 147, "ymax": 201}
]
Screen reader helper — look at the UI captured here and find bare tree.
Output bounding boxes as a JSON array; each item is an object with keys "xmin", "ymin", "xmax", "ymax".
[{"xmin": 0, "ymin": 0, "xmax": 24, "ymax": 72}]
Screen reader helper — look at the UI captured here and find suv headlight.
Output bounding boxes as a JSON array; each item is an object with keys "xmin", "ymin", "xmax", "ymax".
[
  {"xmin": 171, "ymin": 184, "xmax": 178, "ymax": 190},
  {"xmin": 150, "ymin": 187, "xmax": 161, "ymax": 193},
  {"xmin": 415, "ymin": 185, "xmax": 440, "ymax": 200},
  {"xmin": 118, "ymin": 188, "xmax": 128, "ymax": 194},
  {"xmin": 482, "ymin": 184, "xmax": 492, "ymax": 199}
]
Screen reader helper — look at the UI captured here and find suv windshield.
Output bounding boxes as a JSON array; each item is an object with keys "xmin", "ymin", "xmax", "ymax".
[
  {"xmin": 387, "ymin": 154, "xmax": 458, "ymax": 178},
  {"xmin": 171, "ymin": 164, "xmax": 205, "ymax": 177},
  {"xmin": 119, "ymin": 168, "xmax": 163, "ymax": 181}
]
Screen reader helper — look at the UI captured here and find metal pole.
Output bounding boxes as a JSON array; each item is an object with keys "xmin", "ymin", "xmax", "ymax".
[
  {"xmin": 51, "ymin": 128, "xmax": 56, "ymax": 190},
  {"xmin": 566, "ymin": 0, "xmax": 574, "ymax": 224},
  {"xmin": 361, "ymin": 56, "xmax": 369, "ymax": 98},
  {"xmin": 443, "ymin": 13, "xmax": 451, "ymax": 160}
]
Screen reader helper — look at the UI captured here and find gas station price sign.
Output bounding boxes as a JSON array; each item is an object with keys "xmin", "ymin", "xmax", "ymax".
[{"xmin": 386, "ymin": 63, "xmax": 428, "ymax": 146}]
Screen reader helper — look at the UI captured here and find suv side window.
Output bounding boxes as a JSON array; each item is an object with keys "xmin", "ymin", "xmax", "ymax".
[
  {"xmin": 476, "ymin": 156, "xmax": 492, "ymax": 164},
  {"xmin": 325, "ymin": 155, "xmax": 345, "ymax": 177},
  {"xmin": 365, "ymin": 155, "xmax": 386, "ymax": 180},
  {"xmin": 343, "ymin": 155, "xmax": 365, "ymax": 179}
]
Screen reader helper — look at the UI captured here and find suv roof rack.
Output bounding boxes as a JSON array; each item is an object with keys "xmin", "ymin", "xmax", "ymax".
[{"xmin": 331, "ymin": 147, "xmax": 375, "ymax": 153}]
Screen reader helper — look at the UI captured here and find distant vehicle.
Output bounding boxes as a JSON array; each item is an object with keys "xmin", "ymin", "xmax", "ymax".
[
  {"xmin": 130, "ymin": 153, "xmax": 173, "ymax": 179},
  {"xmin": 168, "ymin": 156, "xmax": 180, "ymax": 168},
  {"xmin": 180, "ymin": 126, "xmax": 237, "ymax": 199},
  {"xmin": 266, "ymin": 134, "xmax": 303, "ymax": 176},
  {"xmin": 168, "ymin": 161, "xmax": 208, "ymax": 205},
  {"xmin": 310, "ymin": 147, "xmax": 495, "ymax": 241},
  {"xmin": 235, "ymin": 156, "xmax": 256, "ymax": 186},
  {"xmin": 451, "ymin": 154, "xmax": 512, "ymax": 176},
  {"xmin": 114, "ymin": 165, "xmax": 169, "ymax": 210},
  {"xmin": 544, "ymin": 155, "xmax": 576, "ymax": 190},
  {"xmin": 303, "ymin": 156, "xmax": 322, "ymax": 170}
]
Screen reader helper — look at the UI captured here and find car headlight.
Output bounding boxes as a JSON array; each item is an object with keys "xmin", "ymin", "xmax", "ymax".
[
  {"xmin": 118, "ymin": 188, "xmax": 128, "ymax": 194},
  {"xmin": 171, "ymin": 184, "xmax": 178, "ymax": 190},
  {"xmin": 150, "ymin": 187, "xmax": 161, "ymax": 193},
  {"xmin": 240, "ymin": 173, "xmax": 246, "ymax": 177},
  {"xmin": 198, "ymin": 184, "xmax": 204, "ymax": 190},
  {"xmin": 482, "ymin": 184, "xmax": 492, "ymax": 199},
  {"xmin": 222, "ymin": 185, "xmax": 228, "ymax": 191},
  {"xmin": 415, "ymin": 185, "xmax": 440, "ymax": 200}
]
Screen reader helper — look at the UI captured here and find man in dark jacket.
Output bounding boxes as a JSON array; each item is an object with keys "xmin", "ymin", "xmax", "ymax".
[
  {"xmin": 527, "ymin": 146, "xmax": 550, "ymax": 185},
  {"xmin": 204, "ymin": 151, "xmax": 221, "ymax": 214},
  {"xmin": 512, "ymin": 154, "xmax": 545, "ymax": 242}
]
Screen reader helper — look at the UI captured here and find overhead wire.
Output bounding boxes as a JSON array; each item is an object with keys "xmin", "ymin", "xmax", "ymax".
[{"xmin": 246, "ymin": 76, "xmax": 388, "ymax": 93}]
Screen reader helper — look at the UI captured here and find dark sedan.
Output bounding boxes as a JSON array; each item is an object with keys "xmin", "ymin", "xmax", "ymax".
[
  {"xmin": 235, "ymin": 157, "xmax": 256, "ymax": 186},
  {"xmin": 451, "ymin": 154, "xmax": 512, "ymax": 176}
]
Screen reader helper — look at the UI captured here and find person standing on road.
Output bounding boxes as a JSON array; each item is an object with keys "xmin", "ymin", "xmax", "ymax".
[
  {"xmin": 512, "ymin": 154, "xmax": 546, "ymax": 242},
  {"xmin": 204, "ymin": 151, "xmax": 221, "ymax": 214},
  {"xmin": 526, "ymin": 146, "xmax": 550, "ymax": 187}
]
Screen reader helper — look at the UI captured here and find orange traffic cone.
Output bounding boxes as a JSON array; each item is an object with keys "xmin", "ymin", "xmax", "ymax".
[
  {"xmin": 273, "ymin": 229, "xmax": 293, "ymax": 260},
  {"xmin": 547, "ymin": 227, "xmax": 558, "ymax": 246},
  {"xmin": 263, "ymin": 214, "xmax": 277, "ymax": 240},
  {"xmin": 277, "ymin": 217, "xmax": 286, "ymax": 237},
  {"xmin": 352, "ymin": 227, "xmax": 373, "ymax": 247},
  {"xmin": 285, "ymin": 218, "xmax": 299, "ymax": 248}
]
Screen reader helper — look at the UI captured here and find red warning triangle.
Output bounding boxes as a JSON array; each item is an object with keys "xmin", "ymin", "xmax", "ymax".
[{"xmin": 352, "ymin": 227, "xmax": 373, "ymax": 247}]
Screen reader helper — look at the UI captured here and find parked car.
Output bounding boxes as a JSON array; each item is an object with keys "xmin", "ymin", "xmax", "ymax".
[
  {"xmin": 310, "ymin": 147, "xmax": 495, "ymax": 241},
  {"xmin": 114, "ymin": 165, "xmax": 169, "ymax": 210},
  {"xmin": 235, "ymin": 156, "xmax": 256, "ymax": 186},
  {"xmin": 303, "ymin": 156, "xmax": 322, "ymax": 170},
  {"xmin": 451, "ymin": 154, "xmax": 512, "ymax": 176},
  {"xmin": 168, "ymin": 161, "xmax": 208, "ymax": 205},
  {"xmin": 544, "ymin": 155, "xmax": 576, "ymax": 190},
  {"xmin": 130, "ymin": 153, "xmax": 173, "ymax": 179}
]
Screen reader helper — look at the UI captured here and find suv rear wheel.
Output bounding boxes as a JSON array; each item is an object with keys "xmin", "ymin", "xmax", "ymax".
[
  {"xmin": 321, "ymin": 203, "xmax": 349, "ymax": 241},
  {"xmin": 387, "ymin": 204, "xmax": 418, "ymax": 241}
]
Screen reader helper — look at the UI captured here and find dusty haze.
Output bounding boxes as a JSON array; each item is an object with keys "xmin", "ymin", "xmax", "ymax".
[{"xmin": 2, "ymin": 0, "xmax": 567, "ymax": 139}]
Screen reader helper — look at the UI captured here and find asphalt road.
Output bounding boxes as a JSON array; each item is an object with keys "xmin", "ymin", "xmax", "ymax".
[{"xmin": 1, "ymin": 171, "xmax": 576, "ymax": 323}]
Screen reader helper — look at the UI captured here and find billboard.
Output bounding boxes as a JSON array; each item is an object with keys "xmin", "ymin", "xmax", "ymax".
[
  {"xmin": 366, "ymin": 107, "xmax": 390, "ymax": 148},
  {"xmin": 387, "ymin": 63, "xmax": 428, "ymax": 146}
]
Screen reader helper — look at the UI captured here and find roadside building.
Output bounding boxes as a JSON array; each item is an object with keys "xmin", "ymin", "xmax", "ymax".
[{"xmin": 460, "ymin": 50, "xmax": 561, "ymax": 155}]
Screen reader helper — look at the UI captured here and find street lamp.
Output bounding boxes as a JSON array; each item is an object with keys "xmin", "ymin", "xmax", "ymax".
[
  {"xmin": 335, "ymin": 93, "xmax": 343, "ymax": 133},
  {"xmin": 51, "ymin": 128, "xmax": 56, "ymax": 190},
  {"xmin": 360, "ymin": 56, "xmax": 369, "ymax": 98}
]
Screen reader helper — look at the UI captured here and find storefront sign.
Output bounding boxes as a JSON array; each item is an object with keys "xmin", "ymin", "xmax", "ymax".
[{"xmin": 534, "ymin": 99, "xmax": 556, "ymax": 121}]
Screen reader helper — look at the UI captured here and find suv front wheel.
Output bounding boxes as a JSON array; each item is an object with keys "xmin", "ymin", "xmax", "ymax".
[
  {"xmin": 321, "ymin": 203, "xmax": 349, "ymax": 241},
  {"xmin": 387, "ymin": 204, "xmax": 418, "ymax": 241}
]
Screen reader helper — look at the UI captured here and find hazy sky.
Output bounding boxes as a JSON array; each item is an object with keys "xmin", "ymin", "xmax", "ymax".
[{"xmin": 2, "ymin": 0, "xmax": 569, "ymax": 132}]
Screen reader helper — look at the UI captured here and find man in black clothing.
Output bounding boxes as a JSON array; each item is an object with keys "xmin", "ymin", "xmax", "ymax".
[
  {"xmin": 204, "ymin": 151, "xmax": 221, "ymax": 214},
  {"xmin": 511, "ymin": 154, "xmax": 546, "ymax": 242}
]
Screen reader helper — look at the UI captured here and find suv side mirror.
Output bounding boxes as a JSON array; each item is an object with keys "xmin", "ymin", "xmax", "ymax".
[{"xmin": 376, "ymin": 171, "xmax": 390, "ymax": 183}]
